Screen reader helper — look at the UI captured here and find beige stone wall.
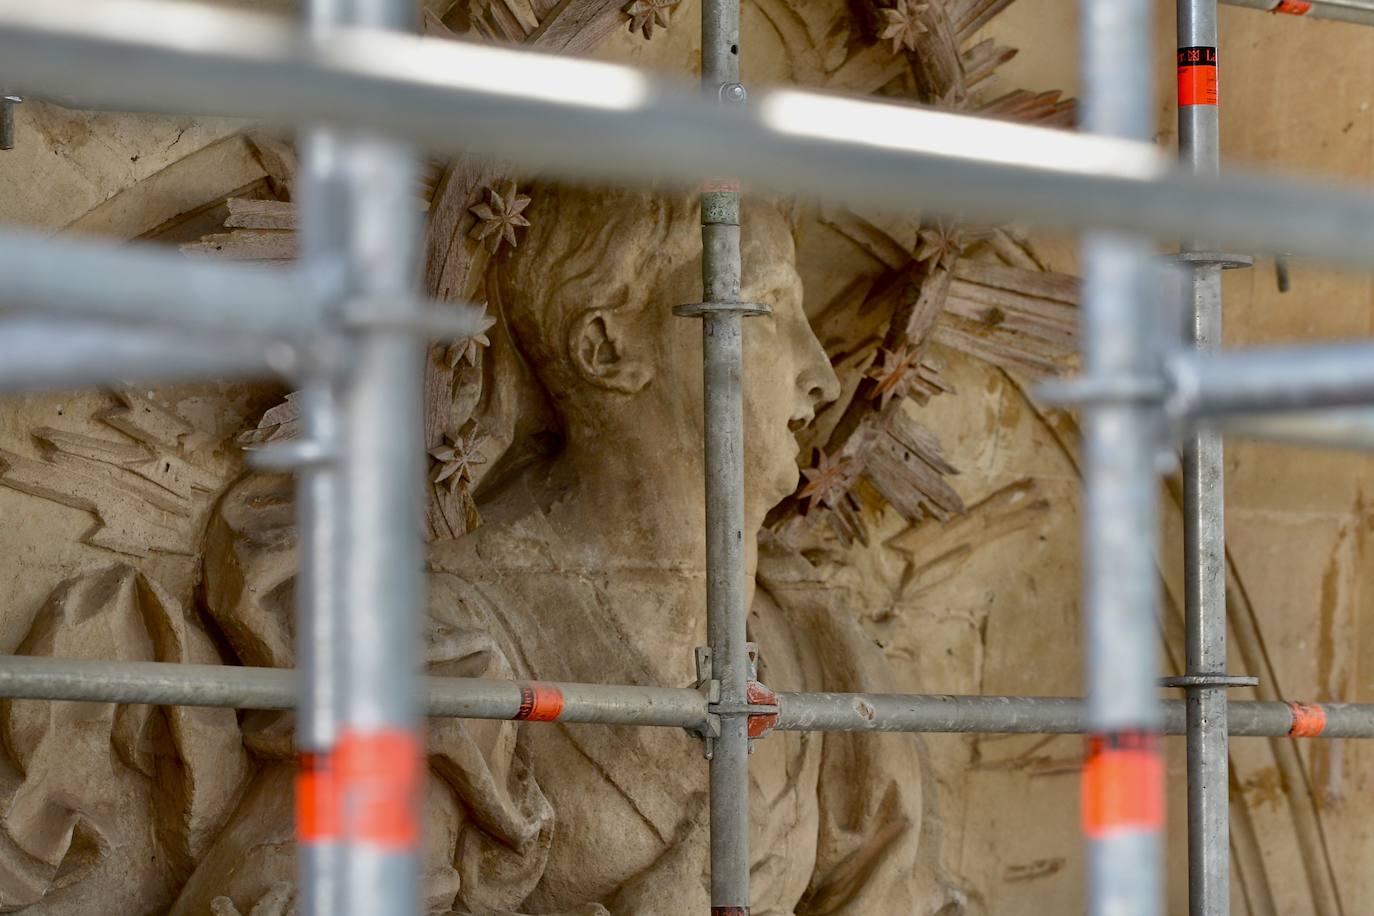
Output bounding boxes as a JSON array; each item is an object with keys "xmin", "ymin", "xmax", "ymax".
[
  {"xmin": 1, "ymin": 1, "xmax": 1373, "ymax": 913},
  {"xmin": 917, "ymin": 4, "xmax": 1374, "ymax": 913}
]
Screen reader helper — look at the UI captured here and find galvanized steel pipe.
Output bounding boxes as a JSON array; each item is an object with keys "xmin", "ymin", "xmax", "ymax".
[
  {"xmin": 8, "ymin": 657, "xmax": 1374, "ymax": 739},
  {"xmin": 0, "ymin": 317, "xmax": 294, "ymax": 390},
  {"xmin": 1176, "ymin": 0, "xmax": 1233, "ymax": 912},
  {"xmin": 698, "ymin": 0, "xmax": 752, "ymax": 911},
  {"xmin": 1169, "ymin": 341, "xmax": 1374, "ymax": 417},
  {"xmin": 1078, "ymin": 0, "xmax": 1164, "ymax": 913},
  {"xmin": 304, "ymin": 0, "xmax": 427, "ymax": 913},
  {"xmin": 15, "ymin": 1, "xmax": 1374, "ymax": 268}
]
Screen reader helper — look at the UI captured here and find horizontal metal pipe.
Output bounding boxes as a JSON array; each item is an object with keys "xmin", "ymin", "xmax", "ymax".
[
  {"xmin": 776, "ymin": 692, "xmax": 1374, "ymax": 739},
  {"xmin": 0, "ymin": 229, "xmax": 332, "ymax": 338},
  {"xmin": 0, "ymin": 317, "xmax": 294, "ymax": 391},
  {"xmin": 8, "ymin": 2, "xmax": 1374, "ymax": 267},
  {"xmin": 0, "ymin": 229, "xmax": 491, "ymax": 342},
  {"xmin": 1223, "ymin": 0, "xmax": 1374, "ymax": 27},
  {"xmin": 1, "ymin": 656, "xmax": 1371, "ymax": 739},
  {"xmin": 0, "ymin": 656, "xmax": 708, "ymax": 729},
  {"xmin": 1169, "ymin": 342, "xmax": 1374, "ymax": 418},
  {"xmin": 1216, "ymin": 407, "xmax": 1374, "ymax": 450}
]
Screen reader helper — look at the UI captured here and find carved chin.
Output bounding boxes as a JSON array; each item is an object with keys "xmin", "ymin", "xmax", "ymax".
[{"xmin": 755, "ymin": 444, "xmax": 802, "ymax": 513}]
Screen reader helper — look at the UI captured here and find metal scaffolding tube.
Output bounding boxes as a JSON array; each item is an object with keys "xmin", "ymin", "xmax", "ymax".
[
  {"xmin": 0, "ymin": 317, "xmax": 294, "ymax": 391},
  {"xmin": 1218, "ymin": 407, "xmax": 1374, "ymax": 450},
  {"xmin": 289, "ymin": 382, "xmax": 342, "ymax": 916},
  {"xmin": 1078, "ymin": 0, "xmax": 1163, "ymax": 914},
  {"xmin": 1223, "ymin": 0, "xmax": 1374, "ymax": 27},
  {"xmin": 1168, "ymin": 341, "xmax": 1374, "ymax": 417},
  {"xmin": 300, "ymin": 0, "xmax": 426, "ymax": 914},
  {"xmin": 7, "ymin": 654, "xmax": 1374, "ymax": 740},
  {"xmin": 1176, "ymin": 1, "xmax": 1232, "ymax": 912},
  {"xmin": 696, "ymin": 0, "xmax": 751, "ymax": 911},
  {"xmin": 16, "ymin": 3, "xmax": 1374, "ymax": 269},
  {"xmin": 0, "ymin": 228, "xmax": 338, "ymax": 338}
]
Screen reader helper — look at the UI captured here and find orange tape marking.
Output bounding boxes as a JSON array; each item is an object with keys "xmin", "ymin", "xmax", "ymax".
[
  {"xmin": 1177, "ymin": 47, "xmax": 1219, "ymax": 107},
  {"xmin": 515, "ymin": 683, "xmax": 565, "ymax": 722},
  {"xmin": 334, "ymin": 730, "xmax": 422, "ymax": 850},
  {"xmin": 296, "ymin": 751, "xmax": 339, "ymax": 843},
  {"xmin": 1288, "ymin": 701, "xmax": 1327, "ymax": 737},
  {"xmin": 1081, "ymin": 732, "xmax": 1164, "ymax": 838},
  {"xmin": 1274, "ymin": 0, "xmax": 1312, "ymax": 13}
]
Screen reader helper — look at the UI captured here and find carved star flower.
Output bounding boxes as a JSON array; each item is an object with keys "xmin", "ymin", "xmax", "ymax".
[
  {"xmin": 624, "ymin": 0, "xmax": 679, "ymax": 39},
  {"xmin": 429, "ymin": 426, "xmax": 488, "ymax": 488},
  {"xmin": 445, "ymin": 328, "xmax": 491, "ymax": 370},
  {"xmin": 915, "ymin": 223, "xmax": 964, "ymax": 267},
  {"xmin": 469, "ymin": 182, "xmax": 531, "ymax": 254},
  {"xmin": 798, "ymin": 447, "xmax": 853, "ymax": 513},
  {"xmin": 878, "ymin": 0, "xmax": 929, "ymax": 55},
  {"xmin": 866, "ymin": 344, "xmax": 920, "ymax": 409}
]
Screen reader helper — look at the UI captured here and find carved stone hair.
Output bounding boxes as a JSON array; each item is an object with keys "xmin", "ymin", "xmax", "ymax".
[{"xmin": 492, "ymin": 183, "xmax": 699, "ymax": 398}]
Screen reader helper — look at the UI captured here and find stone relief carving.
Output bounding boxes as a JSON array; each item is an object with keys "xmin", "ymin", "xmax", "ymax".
[
  {"xmin": 0, "ymin": 1, "xmax": 1157, "ymax": 912},
  {"xmin": 0, "ymin": 184, "xmax": 976, "ymax": 915}
]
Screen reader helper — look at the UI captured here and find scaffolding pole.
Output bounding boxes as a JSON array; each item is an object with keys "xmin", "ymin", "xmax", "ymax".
[
  {"xmin": 697, "ymin": 1, "xmax": 751, "ymax": 911},
  {"xmin": 1078, "ymin": 0, "xmax": 1163, "ymax": 914},
  {"xmin": 4, "ymin": 655, "xmax": 1374, "ymax": 739},
  {"xmin": 1176, "ymin": 2, "xmax": 1238, "ymax": 913},
  {"xmin": 299, "ymin": 1, "xmax": 425, "ymax": 915}
]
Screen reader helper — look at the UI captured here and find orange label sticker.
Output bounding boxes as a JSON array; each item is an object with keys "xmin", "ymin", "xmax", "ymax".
[
  {"xmin": 515, "ymin": 683, "xmax": 565, "ymax": 722},
  {"xmin": 1288, "ymin": 701, "xmax": 1327, "ymax": 737},
  {"xmin": 1274, "ymin": 0, "xmax": 1312, "ymax": 13},
  {"xmin": 335, "ymin": 730, "xmax": 422, "ymax": 850},
  {"xmin": 1082, "ymin": 732, "xmax": 1164, "ymax": 838},
  {"xmin": 296, "ymin": 751, "xmax": 339, "ymax": 843},
  {"xmin": 1177, "ymin": 46, "xmax": 1218, "ymax": 107}
]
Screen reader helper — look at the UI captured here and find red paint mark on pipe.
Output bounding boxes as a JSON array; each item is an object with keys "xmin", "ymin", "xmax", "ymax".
[
  {"xmin": 296, "ymin": 750, "xmax": 339, "ymax": 843},
  {"xmin": 1288, "ymin": 701, "xmax": 1327, "ymax": 737},
  {"xmin": 334, "ymin": 729, "xmax": 422, "ymax": 850},
  {"xmin": 1177, "ymin": 46, "xmax": 1219, "ymax": 107},
  {"xmin": 746, "ymin": 680, "xmax": 779, "ymax": 739},
  {"xmin": 1273, "ymin": 0, "xmax": 1312, "ymax": 14},
  {"xmin": 515, "ymin": 682, "xmax": 565, "ymax": 722},
  {"xmin": 1081, "ymin": 731, "xmax": 1164, "ymax": 838},
  {"xmin": 711, "ymin": 908, "xmax": 749, "ymax": 915}
]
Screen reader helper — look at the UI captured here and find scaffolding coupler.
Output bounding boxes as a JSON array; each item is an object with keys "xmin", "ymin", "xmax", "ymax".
[{"xmin": 693, "ymin": 643, "xmax": 780, "ymax": 758}]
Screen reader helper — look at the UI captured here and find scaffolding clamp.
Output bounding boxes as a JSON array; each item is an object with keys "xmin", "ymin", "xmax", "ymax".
[
  {"xmin": 673, "ymin": 300, "xmax": 771, "ymax": 318},
  {"xmin": 692, "ymin": 644, "xmax": 781, "ymax": 758},
  {"xmin": 692, "ymin": 646, "xmax": 722, "ymax": 758},
  {"xmin": 1159, "ymin": 674, "xmax": 1259, "ymax": 690}
]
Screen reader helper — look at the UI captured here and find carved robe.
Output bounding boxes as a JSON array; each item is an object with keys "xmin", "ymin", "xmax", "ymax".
[{"xmin": 1, "ymin": 470, "xmax": 961, "ymax": 915}]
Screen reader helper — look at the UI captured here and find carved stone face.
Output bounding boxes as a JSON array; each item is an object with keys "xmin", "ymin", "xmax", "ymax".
[{"xmin": 499, "ymin": 188, "xmax": 839, "ymax": 524}]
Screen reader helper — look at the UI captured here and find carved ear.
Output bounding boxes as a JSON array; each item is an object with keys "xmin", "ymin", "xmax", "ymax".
[{"xmin": 569, "ymin": 310, "xmax": 652, "ymax": 394}]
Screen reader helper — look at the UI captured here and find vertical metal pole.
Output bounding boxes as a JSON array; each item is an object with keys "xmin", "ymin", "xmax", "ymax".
[
  {"xmin": 300, "ymin": 2, "xmax": 424, "ymax": 916},
  {"xmin": 1078, "ymin": 1, "xmax": 1164, "ymax": 915},
  {"xmin": 1177, "ymin": 3, "xmax": 1231, "ymax": 914},
  {"xmin": 291, "ymin": 379, "xmax": 342, "ymax": 916},
  {"xmin": 701, "ymin": 1, "xmax": 750, "ymax": 913},
  {"xmin": 1, "ymin": 95, "xmax": 19, "ymax": 150}
]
